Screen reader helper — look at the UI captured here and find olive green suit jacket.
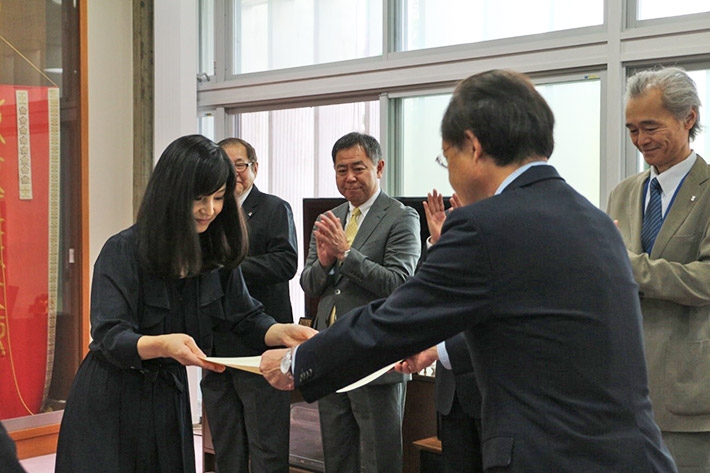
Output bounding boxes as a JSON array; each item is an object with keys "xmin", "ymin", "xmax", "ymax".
[{"xmin": 607, "ymin": 154, "xmax": 710, "ymax": 431}]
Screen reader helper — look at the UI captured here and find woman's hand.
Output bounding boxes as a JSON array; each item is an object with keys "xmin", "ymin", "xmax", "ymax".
[
  {"xmin": 264, "ymin": 323, "xmax": 318, "ymax": 347},
  {"xmin": 137, "ymin": 333, "xmax": 226, "ymax": 372}
]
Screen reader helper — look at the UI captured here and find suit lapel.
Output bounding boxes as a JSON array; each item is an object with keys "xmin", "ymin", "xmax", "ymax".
[
  {"xmin": 350, "ymin": 192, "xmax": 389, "ymax": 249},
  {"xmin": 333, "ymin": 194, "xmax": 388, "ymax": 284},
  {"xmin": 652, "ymin": 155, "xmax": 710, "ymax": 257},
  {"xmin": 241, "ymin": 186, "xmax": 261, "ymax": 220}
]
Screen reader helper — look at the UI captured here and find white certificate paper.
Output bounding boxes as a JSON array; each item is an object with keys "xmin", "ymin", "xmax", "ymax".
[
  {"xmin": 205, "ymin": 356, "xmax": 399, "ymax": 391},
  {"xmin": 204, "ymin": 356, "xmax": 262, "ymax": 374},
  {"xmin": 336, "ymin": 362, "xmax": 398, "ymax": 393}
]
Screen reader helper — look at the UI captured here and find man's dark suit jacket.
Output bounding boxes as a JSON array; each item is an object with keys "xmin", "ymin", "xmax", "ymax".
[
  {"xmin": 437, "ymin": 333, "xmax": 481, "ymax": 419},
  {"xmin": 292, "ymin": 165, "xmax": 677, "ymax": 472},
  {"xmin": 212, "ymin": 185, "xmax": 298, "ymax": 356}
]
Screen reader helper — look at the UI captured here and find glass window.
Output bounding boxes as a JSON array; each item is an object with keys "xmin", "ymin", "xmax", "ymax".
[
  {"xmin": 231, "ymin": 0, "xmax": 383, "ymax": 74},
  {"xmin": 199, "ymin": 0, "xmax": 215, "ymax": 76},
  {"xmin": 198, "ymin": 114, "xmax": 215, "ymax": 141},
  {"xmin": 398, "ymin": 76, "xmax": 602, "ymax": 206},
  {"xmin": 230, "ymin": 100, "xmax": 380, "ymax": 317},
  {"xmin": 636, "ymin": 0, "xmax": 710, "ymax": 20},
  {"xmin": 397, "ymin": 0, "xmax": 604, "ymax": 51},
  {"xmin": 400, "ymin": 94, "xmax": 454, "ymax": 196}
]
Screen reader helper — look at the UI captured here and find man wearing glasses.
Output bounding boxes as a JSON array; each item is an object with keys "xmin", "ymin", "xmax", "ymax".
[
  {"xmin": 261, "ymin": 70, "xmax": 677, "ymax": 473},
  {"xmin": 201, "ymin": 137, "xmax": 298, "ymax": 473}
]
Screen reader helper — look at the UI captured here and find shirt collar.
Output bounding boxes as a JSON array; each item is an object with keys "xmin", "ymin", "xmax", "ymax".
[
  {"xmin": 650, "ymin": 151, "xmax": 696, "ymax": 193},
  {"xmin": 495, "ymin": 161, "xmax": 550, "ymax": 195},
  {"xmin": 349, "ymin": 187, "xmax": 380, "ymax": 217},
  {"xmin": 238, "ymin": 186, "xmax": 253, "ymax": 207}
]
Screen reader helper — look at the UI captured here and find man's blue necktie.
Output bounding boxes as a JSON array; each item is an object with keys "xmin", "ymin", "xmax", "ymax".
[{"xmin": 641, "ymin": 177, "xmax": 663, "ymax": 253}]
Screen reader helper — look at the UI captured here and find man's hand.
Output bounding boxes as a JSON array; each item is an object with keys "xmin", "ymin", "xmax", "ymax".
[
  {"xmin": 264, "ymin": 323, "xmax": 318, "ymax": 347},
  {"xmin": 260, "ymin": 348, "xmax": 295, "ymax": 390},
  {"xmin": 395, "ymin": 346, "xmax": 439, "ymax": 374},
  {"xmin": 423, "ymin": 190, "xmax": 447, "ymax": 244},
  {"xmin": 314, "ymin": 211, "xmax": 350, "ymax": 265},
  {"xmin": 423, "ymin": 190, "xmax": 461, "ymax": 245}
]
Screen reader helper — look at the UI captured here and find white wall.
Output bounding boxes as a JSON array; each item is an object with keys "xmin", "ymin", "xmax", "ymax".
[
  {"xmin": 88, "ymin": 1, "xmax": 202, "ymax": 423},
  {"xmin": 87, "ymin": 0, "xmax": 134, "ymax": 266},
  {"xmin": 154, "ymin": 0, "xmax": 199, "ymax": 159}
]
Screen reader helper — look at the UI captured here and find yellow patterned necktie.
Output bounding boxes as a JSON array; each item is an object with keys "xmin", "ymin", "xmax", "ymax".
[
  {"xmin": 328, "ymin": 207, "xmax": 361, "ymax": 326},
  {"xmin": 344, "ymin": 207, "xmax": 361, "ymax": 246}
]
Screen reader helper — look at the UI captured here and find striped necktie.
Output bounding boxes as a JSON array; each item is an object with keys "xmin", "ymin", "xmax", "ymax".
[{"xmin": 641, "ymin": 177, "xmax": 663, "ymax": 253}]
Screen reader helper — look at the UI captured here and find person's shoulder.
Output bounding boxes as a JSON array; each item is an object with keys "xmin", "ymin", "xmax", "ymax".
[
  {"xmin": 96, "ymin": 226, "xmax": 139, "ymax": 268},
  {"xmin": 692, "ymin": 153, "xmax": 710, "ymax": 173},
  {"xmin": 260, "ymin": 190, "xmax": 292, "ymax": 208},
  {"xmin": 612, "ymin": 170, "xmax": 648, "ymax": 192},
  {"xmin": 380, "ymin": 193, "xmax": 418, "ymax": 217},
  {"xmin": 104, "ymin": 226, "xmax": 136, "ymax": 248}
]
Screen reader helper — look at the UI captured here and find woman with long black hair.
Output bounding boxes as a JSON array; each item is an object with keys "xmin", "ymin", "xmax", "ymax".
[{"xmin": 55, "ymin": 135, "xmax": 314, "ymax": 473}]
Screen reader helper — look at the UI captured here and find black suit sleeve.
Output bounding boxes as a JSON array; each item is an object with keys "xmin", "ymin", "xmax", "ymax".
[
  {"xmin": 445, "ymin": 332, "xmax": 474, "ymax": 376},
  {"xmin": 0, "ymin": 423, "xmax": 26, "ymax": 473},
  {"xmin": 240, "ymin": 199, "xmax": 298, "ymax": 286}
]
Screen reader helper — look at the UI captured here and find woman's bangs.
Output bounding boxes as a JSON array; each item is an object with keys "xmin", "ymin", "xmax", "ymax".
[{"xmin": 194, "ymin": 153, "xmax": 230, "ymax": 197}]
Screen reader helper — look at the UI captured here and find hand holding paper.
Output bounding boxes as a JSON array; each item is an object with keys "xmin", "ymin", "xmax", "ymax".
[
  {"xmin": 264, "ymin": 323, "xmax": 318, "ymax": 347},
  {"xmin": 260, "ymin": 348, "xmax": 294, "ymax": 391},
  {"xmin": 395, "ymin": 346, "xmax": 438, "ymax": 374}
]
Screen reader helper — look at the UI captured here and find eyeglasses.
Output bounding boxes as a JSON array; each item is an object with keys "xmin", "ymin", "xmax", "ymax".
[
  {"xmin": 435, "ymin": 147, "xmax": 450, "ymax": 169},
  {"xmin": 435, "ymin": 154, "xmax": 448, "ymax": 168},
  {"xmin": 234, "ymin": 162, "xmax": 254, "ymax": 172}
]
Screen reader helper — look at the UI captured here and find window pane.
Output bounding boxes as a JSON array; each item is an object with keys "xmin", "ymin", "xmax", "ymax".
[
  {"xmin": 401, "ymin": 94, "xmax": 454, "ymax": 196},
  {"xmin": 637, "ymin": 0, "xmax": 709, "ymax": 20},
  {"xmin": 199, "ymin": 0, "xmax": 215, "ymax": 76},
  {"xmin": 233, "ymin": 0, "xmax": 383, "ymax": 74},
  {"xmin": 399, "ymin": 77, "xmax": 602, "ymax": 206},
  {"xmin": 233, "ymin": 101, "xmax": 379, "ymax": 318},
  {"xmin": 537, "ymin": 79, "xmax": 601, "ymax": 207},
  {"xmin": 198, "ymin": 115, "xmax": 215, "ymax": 141},
  {"xmin": 398, "ymin": 0, "xmax": 603, "ymax": 51}
]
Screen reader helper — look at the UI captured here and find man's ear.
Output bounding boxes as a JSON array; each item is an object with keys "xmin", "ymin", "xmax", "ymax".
[
  {"xmin": 464, "ymin": 130, "xmax": 483, "ymax": 162},
  {"xmin": 376, "ymin": 159, "xmax": 385, "ymax": 178},
  {"xmin": 684, "ymin": 108, "xmax": 698, "ymax": 131}
]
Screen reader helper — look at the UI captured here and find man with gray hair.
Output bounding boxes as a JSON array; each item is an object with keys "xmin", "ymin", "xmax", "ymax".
[{"xmin": 607, "ymin": 66, "xmax": 710, "ymax": 472}]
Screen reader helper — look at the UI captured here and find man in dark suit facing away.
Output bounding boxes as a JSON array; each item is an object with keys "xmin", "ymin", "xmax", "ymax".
[
  {"xmin": 201, "ymin": 137, "xmax": 298, "ymax": 473},
  {"xmin": 260, "ymin": 69, "xmax": 678, "ymax": 473}
]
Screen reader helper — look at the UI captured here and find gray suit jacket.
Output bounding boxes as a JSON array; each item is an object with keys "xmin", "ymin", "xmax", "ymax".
[
  {"xmin": 300, "ymin": 191, "xmax": 421, "ymax": 384},
  {"xmin": 607, "ymin": 154, "xmax": 710, "ymax": 431}
]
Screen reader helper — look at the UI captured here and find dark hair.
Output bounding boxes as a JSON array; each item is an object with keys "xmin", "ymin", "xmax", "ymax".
[
  {"xmin": 441, "ymin": 69, "xmax": 555, "ymax": 165},
  {"xmin": 331, "ymin": 132, "xmax": 382, "ymax": 164},
  {"xmin": 217, "ymin": 137, "xmax": 258, "ymax": 163},
  {"xmin": 625, "ymin": 66, "xmax": 703, "ymax": 141},
  {"xmin": 135, "ymin": 134, "xmax": 248, "ymax": 278}
]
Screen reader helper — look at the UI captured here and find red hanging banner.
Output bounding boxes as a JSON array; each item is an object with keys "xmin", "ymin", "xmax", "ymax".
[{"xmin": 0, "ymin": 85, "xmax": 60, "ymax": 419}]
